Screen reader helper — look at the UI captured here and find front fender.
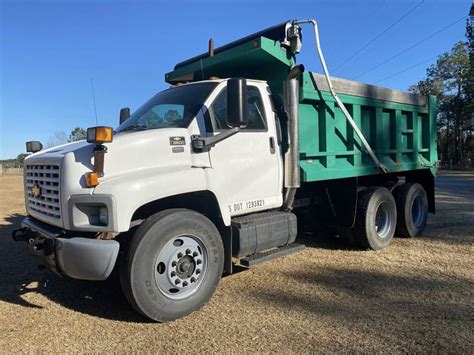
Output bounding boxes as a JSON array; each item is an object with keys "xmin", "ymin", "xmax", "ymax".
[{"xmin": 93, "ymin": 166, "xmax": 229, "ymax": 232}]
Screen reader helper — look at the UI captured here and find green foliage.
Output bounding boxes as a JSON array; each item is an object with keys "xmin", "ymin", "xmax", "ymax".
[
  {"xmin": 68, "ymin": 127, "xmax": 87, "ymax": 142},
  {"xmin": 0, "ymin": 158, "xmax": 22, "ymax": 168},
  {"xmin": 466, "ymin": 4, "xmax": 474, "ymax": 119},
  {"xmin": 410, "ymin": 10, "xmax": 474, "ymax": 168},
  {"xmin": 164, "ymin": 109, "xmax": 181, "ymax": 122},
  {"xmin": 16, "ymin": 153, "xmax": 28, "ymax": 165}
]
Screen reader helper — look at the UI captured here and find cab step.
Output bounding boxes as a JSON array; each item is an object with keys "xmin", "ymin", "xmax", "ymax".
[{"xmin": 238, "ymin": 243, "xmax": 305, "ymax": 268}]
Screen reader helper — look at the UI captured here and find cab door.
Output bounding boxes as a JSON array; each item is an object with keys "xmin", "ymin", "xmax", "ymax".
[{"xmin": 205, "ymin": 81, "xmax": 283, "ymax": 217}]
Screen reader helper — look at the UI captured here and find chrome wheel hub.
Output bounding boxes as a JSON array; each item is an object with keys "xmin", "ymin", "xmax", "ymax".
[
  {"xmin": 154, "ymin": 235, "xmax": 207, "ymax": 300},
  {"xmin": 375, "ymin": 202, "xmax": 393, "ymax": 239}
]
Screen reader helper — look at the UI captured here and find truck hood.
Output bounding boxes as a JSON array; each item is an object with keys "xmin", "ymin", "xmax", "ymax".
[
  {"xmin": 100, "ymin": 128, "xmax": 195, "ymax": 181},
  {"xmin": 23, "ymin": 127, "xmax": 206, "ymax": 229},
  {"xmin": 26, "ymin": 127, "xmax": 197, "ymax": 183},
  {"xmin": 81, "ymin": 128, "xmax": 191, "ymax": 182}
]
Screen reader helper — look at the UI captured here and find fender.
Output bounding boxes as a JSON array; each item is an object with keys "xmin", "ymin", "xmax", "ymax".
[{"xmin": 93, "ymin": 165, "xmax": 231, "ymax": 232}]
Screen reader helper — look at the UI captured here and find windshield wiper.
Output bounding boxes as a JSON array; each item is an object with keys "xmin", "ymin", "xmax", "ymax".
[{"xmin": 120, "ymin": 124, "xmax": 148, "ymax": 132}]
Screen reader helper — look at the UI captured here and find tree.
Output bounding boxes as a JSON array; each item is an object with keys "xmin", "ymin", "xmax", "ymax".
[
  {"xmin": 16, "ymin": 153, "xmax": 28, "ymax": 165},
  {"xmin": 69, "ymin": 127, "xmax": 87, "ymax": 142},
  {"xmin": 410, "ymin": 21, "xmax": 473, "ymax": 167},
  {"xmin": 465, "ymin": 4, "xmax": 474, "ymax": 131},
  {"xmin": 164, "ymin": 109, "xmax": 182, "ymax": 123},
  {"xmin": 46, "ymin": 131, "xmax": 68, "ymax": 148}
]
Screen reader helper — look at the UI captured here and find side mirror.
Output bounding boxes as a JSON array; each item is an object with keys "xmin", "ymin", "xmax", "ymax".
[
  {"xmin": 119, "ymin": 107, "xmax": 130, "ymax": 124},
  {"xmin": 26, "ymin": 141, "xmax": 43, "ymax": 153},
  {"xmin": 226, "ymin": 78, "xmax": 248, "ymax": 128}
]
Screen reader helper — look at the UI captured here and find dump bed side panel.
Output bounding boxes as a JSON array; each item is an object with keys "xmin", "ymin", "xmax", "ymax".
[{"xmin": 299, "ymin": 72, "xmax": 438, "ymax": 182}]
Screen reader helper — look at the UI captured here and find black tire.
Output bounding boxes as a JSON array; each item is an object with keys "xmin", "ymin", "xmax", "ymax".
[
  {"xmin": 354, "ymin": 187, "xmax": 397, "ymax": 250},
  {"xmin": 393, "ymin": 183, "xmax": 428, "ymax": 238},
  {"xmin": 120, "ymin": 209, "xmax": 224, "ymax": 322}
]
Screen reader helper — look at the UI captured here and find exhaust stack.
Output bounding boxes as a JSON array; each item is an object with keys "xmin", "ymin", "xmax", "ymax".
[{"xmin": 282, "ymin": 78, "xmax": 300, "ymax": 211}]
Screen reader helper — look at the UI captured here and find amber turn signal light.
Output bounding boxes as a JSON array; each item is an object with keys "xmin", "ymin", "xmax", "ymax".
[
  {"xmin": 84, "ymin": 172, "xmax": 99, "ymax": 187},
  {"xmin": 87, "ymin": 126, "xmax": 113, "ymax": 144}
]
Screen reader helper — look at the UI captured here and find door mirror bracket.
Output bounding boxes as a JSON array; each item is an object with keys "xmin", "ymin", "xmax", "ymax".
[{"xmin": 191, "ymin": 127, "xmax": 240, "ymax": 152}]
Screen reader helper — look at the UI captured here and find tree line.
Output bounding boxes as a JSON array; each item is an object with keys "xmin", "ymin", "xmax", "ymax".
[
  {"xmin": 410, "ymin": 5, "xmax": 473, "ymax": 168},
  {"xmin": 0, "ymin": 127, "xmax": 87, "ymax": 168}
]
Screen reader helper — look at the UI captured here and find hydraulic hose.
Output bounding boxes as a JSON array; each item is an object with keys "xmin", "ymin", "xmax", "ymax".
[{"xmin": 293, "ymin": 19, "xmax": 388, "ymax": 173}]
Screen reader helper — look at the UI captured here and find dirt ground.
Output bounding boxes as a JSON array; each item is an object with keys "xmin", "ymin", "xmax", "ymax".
[{"xmin": 0, "ymin": 172, "xmax": 473, "ymax": 353}]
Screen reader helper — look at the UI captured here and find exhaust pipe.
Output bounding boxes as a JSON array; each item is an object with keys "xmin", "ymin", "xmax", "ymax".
[{"xmin": 282, "ymin": 78, "xmax": 300, "ymax": 211}]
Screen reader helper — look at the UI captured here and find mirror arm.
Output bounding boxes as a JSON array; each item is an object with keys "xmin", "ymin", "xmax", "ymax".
[{"xmin": 192, "ymin": 127, "xmax": 240, "ymax": 152}]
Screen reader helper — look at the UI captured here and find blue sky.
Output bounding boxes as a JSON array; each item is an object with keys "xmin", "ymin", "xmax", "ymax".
[{"xmin": 1, "ymin": 0, "xmax": 472, "ymax": 159}]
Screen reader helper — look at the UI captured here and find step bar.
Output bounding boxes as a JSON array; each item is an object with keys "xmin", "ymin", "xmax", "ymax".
[{"xmin": 238, "ymin": 243, "xmax": 305, "ymax": 268}]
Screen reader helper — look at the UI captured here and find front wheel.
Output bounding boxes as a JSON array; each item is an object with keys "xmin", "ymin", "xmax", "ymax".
[{"xmin": 120, "ymin": 209, "xmax": 224, "ymax": 322}]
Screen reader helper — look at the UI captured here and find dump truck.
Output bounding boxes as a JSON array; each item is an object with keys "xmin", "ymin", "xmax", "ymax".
[{"xmin": 13, "ymin": 20, "xmax": 437, "ymax": 322}]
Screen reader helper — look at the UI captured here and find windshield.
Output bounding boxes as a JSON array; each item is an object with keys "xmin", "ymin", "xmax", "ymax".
[{"xmin": 116, "ymin": 82, "xmax": 218, "ymax": 132}]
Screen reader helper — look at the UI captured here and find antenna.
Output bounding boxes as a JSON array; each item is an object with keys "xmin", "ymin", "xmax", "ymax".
[{"xmin": 90, "ymin": 77, "xmax": 99, "ymax": 125}]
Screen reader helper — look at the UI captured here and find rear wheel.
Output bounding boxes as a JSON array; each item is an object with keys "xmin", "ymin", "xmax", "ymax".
[
  {"xmin": 393, "ymin": 183, "xmax": 428, "ymax": 237},
  {"xmin": 354, "ymin": 187, "xmax": 397, "ymax": 250},
  {"xmin": 120, "ymin": 209, "xmax": 224, "ymax": 322}
]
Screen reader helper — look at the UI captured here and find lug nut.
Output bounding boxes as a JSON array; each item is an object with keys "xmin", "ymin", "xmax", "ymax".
[
  {"xmin": 197, "ymin": 259, "xmax": 202, "ymax": 265},
  {"xmin": 171, "ymin": 271, "xmax": 176, "ymax": 277},
  {"xmin": 183, "ymin": 281, "xmax": 188, "ymax": 287},
  {"xmin": 193, "ymin": 251, "xmax": 198, "ymax": 257},
  {"xmin": 171, "ymin": 261, "xmax": 177, "ymax": 267},
  {"xmin": 175, "ymin": 279, "xmax": 181, "ymax": 285},
  {"xmin": 177, "ymin": 252, "xmax": 183, "ymax": 258},
  {"xmin": 186, "ymin": 249, "xmax": 191, "ymax": 254},
  {"xmin": 190, "ymin": 277, "xmax": 196, "ymax": 283},
  {"xmin": 196, "ymin": 269, "xmax": 201, "ymax": 275}
]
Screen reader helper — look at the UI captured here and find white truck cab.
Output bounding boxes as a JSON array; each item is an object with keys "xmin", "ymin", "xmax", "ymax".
[
  {"xmin": 24, "ymin": 79, "xmax": 282, "ymax": 232},
  {"xmin": 15, "ymin": 78, "xmax": 296, "ymax": 321}
]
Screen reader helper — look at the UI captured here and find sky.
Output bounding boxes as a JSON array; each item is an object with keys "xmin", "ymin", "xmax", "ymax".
[{"xmin": 0, "ymin": 0, "xmax": 472, "ymax": 159}]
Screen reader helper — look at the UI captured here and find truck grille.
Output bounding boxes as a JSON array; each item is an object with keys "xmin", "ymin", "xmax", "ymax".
[{"xmin": 25, "ymin": 164, "xmax": 61, "ymax": 219}]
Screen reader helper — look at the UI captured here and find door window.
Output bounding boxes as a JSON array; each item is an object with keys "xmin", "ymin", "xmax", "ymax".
[{"xmin": 208, "ymin": 85, "xmax": 267, "ymax": 131}]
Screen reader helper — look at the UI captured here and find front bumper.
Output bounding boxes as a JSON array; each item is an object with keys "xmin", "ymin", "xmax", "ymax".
[{"xmin": 12, "ymin": 216, "xmax": 119, "ymax": 281}]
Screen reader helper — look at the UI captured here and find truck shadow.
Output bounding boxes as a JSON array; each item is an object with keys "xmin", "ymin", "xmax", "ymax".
[
  {"xmin": 0, "ymin": 214, "xmax": 149, "ymax": 322},
  {"xmin": 0, "ymin": 213, "xmax": 357, "ymax": 322}
]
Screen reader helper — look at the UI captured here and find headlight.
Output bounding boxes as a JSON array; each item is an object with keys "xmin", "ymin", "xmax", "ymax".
[
  {"xmin": 69, "ymin": 195, "xmax": 115, "ymax": 231},
  {"xmin": 99, "ymin": 207, "xmax": 108, "ymax": 225},
  {"xmin": 72, "ymin": 204, "xmax": 108, "ymax": 227}
]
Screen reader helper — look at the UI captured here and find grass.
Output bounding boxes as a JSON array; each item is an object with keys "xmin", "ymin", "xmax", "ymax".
[{"xmin": 0, "ymin": 174, "xmax": 472, "ymax": 353}]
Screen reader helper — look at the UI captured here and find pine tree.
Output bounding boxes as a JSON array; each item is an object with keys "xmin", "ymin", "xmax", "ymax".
[{"xmin": 410, "ymin": 5, "xmax": 473, "ymax": 167}]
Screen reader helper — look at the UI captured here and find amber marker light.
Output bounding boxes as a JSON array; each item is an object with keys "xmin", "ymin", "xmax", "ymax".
[
  {"xmin": 86, "ymin": 126, "xmax": 113, "ymax": 144},
  {"xmin": 85, "ymin": 172, "xmax": 99, "ymax": 187}
]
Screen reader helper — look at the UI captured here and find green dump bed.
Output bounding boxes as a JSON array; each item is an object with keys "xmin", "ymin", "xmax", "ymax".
[
  {"xmin": 166, "ymin": 33, "xmax": 438, "ymax": 183},
  {"xmin": 298, "ymin": 72, "xmax": 437, "ymax": 181}
]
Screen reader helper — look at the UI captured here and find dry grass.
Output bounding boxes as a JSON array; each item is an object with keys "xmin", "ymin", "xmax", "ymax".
[{"xmin": 0, "ymin": 173, "xmax": 473, "ymax": 353}]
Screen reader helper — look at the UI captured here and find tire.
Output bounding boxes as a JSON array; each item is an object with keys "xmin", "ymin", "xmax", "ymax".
[
  {"xmin": 393, "ymin": 183, "xmax": 428, "ymax": 238},
  {"xmin": 354, "ymin": 187, "xmax": 397, "ymax": 250},
  {"xmin": 120, "ymin": 209, "xmax": 224, "ymax": 322}
]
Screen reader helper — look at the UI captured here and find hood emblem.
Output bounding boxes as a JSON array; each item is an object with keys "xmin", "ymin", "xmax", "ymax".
[
  {"xmin": 31, "ymin": 185, "xmax": 42, "ymax": 197},
  {"xmin": 169, "ymin": 136, "xmax": 186, "ymax": 146}
]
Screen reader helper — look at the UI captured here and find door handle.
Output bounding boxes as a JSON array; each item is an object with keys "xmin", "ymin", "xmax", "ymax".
[{"xmin": 269, "ymin": 137, "xmax": 276, "ymax": 154}]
